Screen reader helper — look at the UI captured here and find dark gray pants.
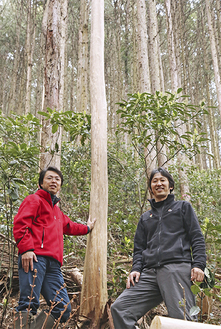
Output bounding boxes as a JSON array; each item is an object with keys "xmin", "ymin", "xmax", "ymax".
[{"xmin": 111, "ymin": 263, "xmax": 196, "ymax": 329}]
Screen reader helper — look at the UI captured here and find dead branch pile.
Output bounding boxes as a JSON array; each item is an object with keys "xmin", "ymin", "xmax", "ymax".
[{"xmin": 0, "ymin": 233, "xmax": 19, "ymax": 296}]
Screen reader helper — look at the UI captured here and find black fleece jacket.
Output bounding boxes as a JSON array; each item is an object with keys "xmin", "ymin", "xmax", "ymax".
[{"xmin": 132, "ymin": 194, "xmax": 206, "ymax": 273}]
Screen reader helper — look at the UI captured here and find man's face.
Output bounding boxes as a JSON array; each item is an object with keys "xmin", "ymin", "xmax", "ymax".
[
  {"xmin": 41, "ymin": 170, "xmax": 62, "ymax": 195},
  {"xmin": 150, "ymin": 172, "xmax": 171, "ymax": 202}
]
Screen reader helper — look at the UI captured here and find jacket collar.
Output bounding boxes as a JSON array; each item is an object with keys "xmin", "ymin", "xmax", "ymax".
[
  {"xmin": 148, "ymin": 193, "xmax": 174, "ymax": 209},
  {"xmin": 35, "ymin": 189, "xmax": 60, "ymax": 206}
]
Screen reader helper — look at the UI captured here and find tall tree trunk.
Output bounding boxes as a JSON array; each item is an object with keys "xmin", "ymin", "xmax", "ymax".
[
  {"xmin": 148, "ymin": 0, "xmax": 166, "ymax": 167},
  {"xmin": 165, "ymin": 0, "xmax": 180, "ymax": 91},
  {"xmin": 8, "ymin": 0, "xmax": 23, "ymax": 115},
  {"xmin": 137, "ymin": 0, "xmax": 151, "ymax": 93},
  {"xmin": 77, "ymin": 0, "xmax": 89, "ymax": 113},
  {"xmin": 165, "ymin": 0, "xmax": 190, "ymax": 200},
  {"xmin": 80, "ymin": 0, "xmax": 108, "ymax": 326},
  {"xmin": 216, "ymin": 0, "xmax": 221, "ymax": 72},
  {"xmin": 137, "ymin": 0, "xmax": 155, "ymax": 178},
  {"xmin": 205, "ymin": 0, "xmax": 221, "ymax": 119},
  {"xmin": 34, "ymin": 31, "xmax": 45, "ymax": 116},
  {"xmin": 132, "ymin": 1, "xmax": 138, "ymax": 93},
  {"xmin": 25, "ymin": 0, "xmax": 36, "ymax": 115},
  {"xmin": 148, "ymin": 0, "xmax": 161, "ymax": 93},
  {"xmin": 202, "ymin": 6, "xmax": 220, "ymax": 169},
  {"xmin": 40, "ymin": 0, "xmax": 68, "ymax": 169}
]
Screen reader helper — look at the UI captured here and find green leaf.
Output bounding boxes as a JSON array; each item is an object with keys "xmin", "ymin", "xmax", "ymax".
[
  {"xmin": 52, "ymin": 124, "xmax": 59, "ymax": 133},
  {"xmin": 13, "ymin": 178, "xmax": 26, "ymax": 185},
  {"xmin": 189, "ymin": 306, "xmax": 200, "ymax": 316},
  {"xmin": 55, "ymin": 143, "xmax": 59, "ymax": 152},
  {"xmin": 191, "ymin": 284, "xmax": 201, "ymax": 294},
  {"xmin": 204, "ymin": 267, "xmax": 210, "ymax": 278},
  {"xmin": 38, "ymin": 111, "xmax": 50, "ymax": 118},
  {"xmin": 10, "ymin": 190, "xmax": 19, "ymax": 201}
]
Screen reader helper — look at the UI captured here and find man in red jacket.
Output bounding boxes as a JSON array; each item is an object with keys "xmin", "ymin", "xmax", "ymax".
[{"xmin": 13, "ymin": 166, "xmax": 96, "ymax": 329}]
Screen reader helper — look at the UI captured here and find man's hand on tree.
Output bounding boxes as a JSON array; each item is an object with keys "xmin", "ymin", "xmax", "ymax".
[{"xmin": 87, "ymin": 215, "xmax": 96, "ymax": 231}]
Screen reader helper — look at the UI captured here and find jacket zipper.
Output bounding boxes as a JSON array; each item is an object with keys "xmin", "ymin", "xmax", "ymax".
[
  {"xmin": 41, "ymin": 228, "xmax": 44, "ymax": 248},
  {"xmin": 157, "ymin": 205, "xmax": 164, "ymax": 266}
]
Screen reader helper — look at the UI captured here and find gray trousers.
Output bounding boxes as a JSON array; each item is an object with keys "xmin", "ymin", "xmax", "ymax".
[{"xmin": 111, "ymin": 263, "xmax": 196, "ymax": 329}]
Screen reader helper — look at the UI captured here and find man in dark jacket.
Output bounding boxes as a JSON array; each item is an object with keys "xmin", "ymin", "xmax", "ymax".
[
  {"xmin": 111, "ymin": 167, "xmax": 206, "ymax": 329},
  {"xmin": 13, "ymin": 166, "xmax": 96, "ymax": 329}
]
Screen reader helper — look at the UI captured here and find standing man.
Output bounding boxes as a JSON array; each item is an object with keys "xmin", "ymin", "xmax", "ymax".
[
  {"xmin": 13, "ymin": 166, "xmax": 96, "ymax": 329},
  {"xmin": 111, "ymin": 167, "xmax": 206, "ymax": 328}
]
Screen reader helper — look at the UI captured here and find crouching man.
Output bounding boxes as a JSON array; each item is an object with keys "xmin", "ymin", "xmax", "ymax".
[
  {"xmin": 111, "ymin": 167, "xmax": 206, "ymax": 329},
  {"xmin": 13, "ymin": 166, "xmax": 96, "ymax": 329}
]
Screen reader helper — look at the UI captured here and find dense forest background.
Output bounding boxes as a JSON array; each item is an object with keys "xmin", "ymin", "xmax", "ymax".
[{"xmin": 1, "ymin": 0, "xmax": 221, "ymax": 328}]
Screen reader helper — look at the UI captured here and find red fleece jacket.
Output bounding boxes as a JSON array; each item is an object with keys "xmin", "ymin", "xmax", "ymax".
[{"xmin": 13, "ymin": 189, "xmax": 89, "ymax": 266}]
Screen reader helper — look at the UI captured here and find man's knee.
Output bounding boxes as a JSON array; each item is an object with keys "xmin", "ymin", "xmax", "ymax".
[
  {"xmin": 111, "ymin": 298, "xmax": 122, "ymax": 317},
  {"xmin": 51, "ymin": 301, "xmax": 71, "ymax": 323}
]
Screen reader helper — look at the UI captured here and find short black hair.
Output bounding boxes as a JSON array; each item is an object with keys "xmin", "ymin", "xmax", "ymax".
[
  {"xmin": 39, "ymin": 166, "xmax": 63, "ymax": 188},
  {"xmin": 148, "ymin": 167, "xmax": 174, "ymax": 192}
]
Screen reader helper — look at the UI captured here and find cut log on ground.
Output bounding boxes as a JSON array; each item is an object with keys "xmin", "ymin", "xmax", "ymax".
[
  {"xmin": 69, "ymin": 268, "xmax": 83, "ymax": 287},
  {"xmin": 150, "ymin": 316, "xmax": 220, "ymax": 328}
]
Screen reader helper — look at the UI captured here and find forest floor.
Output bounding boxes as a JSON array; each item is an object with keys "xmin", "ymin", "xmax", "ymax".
[
  {"xmin": 1, "ymin": 290, "xmax": 221, "ymax": 328},
  {"xmin": 1, "ymin": 255, "xmax": 221, "ymax": 328}
]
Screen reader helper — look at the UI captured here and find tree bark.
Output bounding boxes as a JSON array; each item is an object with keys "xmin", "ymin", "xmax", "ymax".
[
  {"xmin": 148, "ymin": 0, "xmax": 167, "ymax": 167},
  {"xmin": 165, "ymin": 0, "xmax": 190, "ymax": 200},
  {"xmin": 205, "ymin": 0, "xmax": 221, "ymax": 120},
  {"xmin": 9, "ymin": 0, "xmax": 23, "ymax": 115},
  {"xmin": 148, "ymin": 0, "xmax": 161, "ymax": 92},
  {"xmin": 25, "ymin": 0, "xmax": 36, "ymax": 115},
  {"xmin": 202, "ymin": 6, "xmax": 220, "ymax": 169},
  {"xmin": 80, "ymin": 0, "xmax": 108, "ymax": 326},
  {"xmin": 77, "ymin": 0, "xmax": 89, "ymax": 114},
  {"xmin": 40, "ymin": 0, "xmax": 68, "ymax": 169},
  {"xmin": 137, "ymin": 0, "xmax": 151, "ymax": 93}
]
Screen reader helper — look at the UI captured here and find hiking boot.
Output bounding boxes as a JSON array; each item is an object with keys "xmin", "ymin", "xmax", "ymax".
[
  {"xmin": 34, "ymin": 310, "xmax": 55, "ymax": 329},
  {"xmin": 14, "ymin": 311, "xmax": 35, "ymax": 329}
]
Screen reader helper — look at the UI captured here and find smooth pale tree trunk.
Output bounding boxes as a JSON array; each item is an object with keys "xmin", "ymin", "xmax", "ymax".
[
  {"xmin": 148, "ymin": 0, "xmax": 167, "ymax": 167},
  {"xmin": 80, "ymin": 0, "xmax": 108, "ymax": 326},
  {"xmin": 205, "ymin": 0, "xmax": 221, "ymax": 120},
  {"xmin": 40, "ymin": 0, "xmax": 68, "ymax": 169},
  {"xmin": 77, "ymin": 0, "xmax": 89, "ymax": 114}
]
